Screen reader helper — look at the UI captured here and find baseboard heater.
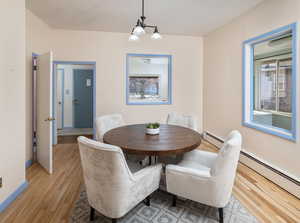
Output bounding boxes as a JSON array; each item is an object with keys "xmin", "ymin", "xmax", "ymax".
[{"xmin": 203, "ymin": 131, "xmax": 300, "ymax": 198}]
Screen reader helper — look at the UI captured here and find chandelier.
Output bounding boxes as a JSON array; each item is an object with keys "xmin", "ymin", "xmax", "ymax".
[{"xmin": 129, "ymin": 0, "xmax": 162, "ymax": 41}]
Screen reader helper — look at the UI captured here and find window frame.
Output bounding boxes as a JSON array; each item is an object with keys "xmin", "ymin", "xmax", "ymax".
[
  {"xmin": 126, "ymin": 53, "xmax": 172, "ymax": 105},
  {"xmin": 242, "ymin": 23, "xmax": 298, "ymax": 141}
]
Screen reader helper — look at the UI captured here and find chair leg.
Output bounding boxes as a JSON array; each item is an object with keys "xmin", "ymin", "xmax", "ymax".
[
  {"xmin": 112, "ymin": 219, "xmax": 117, "ymax": 223},
  {"xmin": 90, "ymin": 207, "xmax": 95, "ymax": 221},
  {"xmin": 172, "ymin": 195, "xmax": 177, "ymax": 207},
  {"xmin": 145, "ymin": 196, "xmax": 150, "ymax": 206},
  {"xmin": 218, "ymin": 208, "xmax": 224, "ymax": 223}
]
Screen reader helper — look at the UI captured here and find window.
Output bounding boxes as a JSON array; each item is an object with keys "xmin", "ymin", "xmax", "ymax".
[
  {"xmin": 243, "ymin": 23, "xmax": 297, "ymax": 141},
  {"xmin": 126, "ymin": 54, "xmax": 172, "ymax": 105}
]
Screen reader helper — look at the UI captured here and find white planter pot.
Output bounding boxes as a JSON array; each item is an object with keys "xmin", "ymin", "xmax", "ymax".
[{"xmin": 146, "ymin": 128, "xmax": 160, "ymax": 135}]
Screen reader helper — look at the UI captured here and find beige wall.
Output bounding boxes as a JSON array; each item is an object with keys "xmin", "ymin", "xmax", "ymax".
[
  {"xmin": 204, "ymin": 0, "xmax": 300, "ymax": 179},
  {"xmin": 0, "ymin": 0, "xmax": 26, "ymax": 203},
  {"xmin": 26, "ymin": 10, "xmax": 203, "ymax": 161}
]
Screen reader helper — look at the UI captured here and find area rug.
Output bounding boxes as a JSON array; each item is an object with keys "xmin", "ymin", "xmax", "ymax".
[{"xmin": 70, "ymin": 187, "xmax": 260, "ymax": 223}]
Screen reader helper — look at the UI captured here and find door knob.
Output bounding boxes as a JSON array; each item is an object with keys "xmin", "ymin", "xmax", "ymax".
[{"xmin": 44, "ymin": 117, "xmax": 55, "ymax": 122}]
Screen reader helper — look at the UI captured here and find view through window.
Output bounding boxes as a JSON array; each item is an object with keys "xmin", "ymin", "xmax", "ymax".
[
  {"xmin": 129, "ymin": 76, "xmax": 160, "ymax": 99},
  {"xmin": 253, "ymin": 31, "xmax": 292, "ymax": 131}
]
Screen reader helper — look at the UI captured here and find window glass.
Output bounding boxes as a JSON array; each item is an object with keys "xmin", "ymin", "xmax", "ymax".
[
  {"xmin": 278, "ymin": 60, "xmax": 292, "ymax": 113},
  {"xmin": 252, "ymin": 31, "xmax": 292, "ymax": 131}
]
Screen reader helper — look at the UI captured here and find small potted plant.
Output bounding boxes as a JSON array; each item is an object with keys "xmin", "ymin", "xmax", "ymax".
[{"xmin": 146, "ymin": 122, "xmax": 160, "ymax": 135}]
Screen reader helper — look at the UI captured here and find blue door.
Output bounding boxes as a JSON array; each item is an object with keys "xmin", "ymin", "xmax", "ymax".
[{"xmin": 73, "ymin": 69, "xmax": 93, "ymax": 128}]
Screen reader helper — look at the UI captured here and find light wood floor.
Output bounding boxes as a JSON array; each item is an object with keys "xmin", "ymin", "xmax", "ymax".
[{"xmin": 0, "ymin": 140, "xmax": 299, "ymax": 223}]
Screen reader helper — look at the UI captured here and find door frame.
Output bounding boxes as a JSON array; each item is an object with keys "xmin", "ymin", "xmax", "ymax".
[{"xmin": 52, "ymin": 61, "xmax": 97, "ymax": 143}]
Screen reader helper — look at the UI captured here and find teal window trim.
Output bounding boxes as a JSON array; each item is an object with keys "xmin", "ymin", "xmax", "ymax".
[
  {"xmin": 242, "ymin": 23, "xmax": 298, "ymax": 141},
  {"xmin": 126, "ymin": 53, "xmax": 172, "ymax": 105}
]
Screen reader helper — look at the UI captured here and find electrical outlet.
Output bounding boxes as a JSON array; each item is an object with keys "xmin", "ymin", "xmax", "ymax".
[{"xmin": 0, "ymin": 177, "xmax": 2, "ymax": 188}]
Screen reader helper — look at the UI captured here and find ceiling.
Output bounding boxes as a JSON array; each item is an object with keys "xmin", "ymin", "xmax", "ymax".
[{"xmin": 26, "ymin": 0, "xmax": 264, "ymax": 36}]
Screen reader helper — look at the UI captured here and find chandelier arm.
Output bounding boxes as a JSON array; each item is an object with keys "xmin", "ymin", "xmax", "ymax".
[{"xmin": 144, "ymin": 25, "xmax": 156, "ymax": 29}]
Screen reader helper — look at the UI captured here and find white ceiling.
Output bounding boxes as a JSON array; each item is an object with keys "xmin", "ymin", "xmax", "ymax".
[{"xmin": 26, "ymin": 0, "xmax": 264, "ymax": 36}]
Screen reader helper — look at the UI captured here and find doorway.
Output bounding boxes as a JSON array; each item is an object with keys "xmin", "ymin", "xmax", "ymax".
[
  {"xmin": 32, "ymin": 54, "xmax": 96, "ymax": 173},
  {"xmin": 53, "ymin": 62, "xmax": 96, "ymax": 144}
]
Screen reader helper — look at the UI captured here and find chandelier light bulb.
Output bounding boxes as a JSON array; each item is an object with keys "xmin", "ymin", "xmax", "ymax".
[
  {"xmin": 133, "ymin": 26, "xmax": 145, "ymax": 35},
  {"xmin": 129, "ymin": 33, "xmax": 139, "ymax": 41},
  {"xmin": 151, "ymin": 27, "xmax": 162, "ymax": 40},
  {"xmin": 133, "ymin": 20, "xmax": 145, "ymax": 35}
]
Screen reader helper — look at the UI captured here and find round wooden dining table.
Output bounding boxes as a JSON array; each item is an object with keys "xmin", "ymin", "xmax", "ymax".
[{"xmin": 103, "ymin": 124, "xmax": 202, "ymax": 156}]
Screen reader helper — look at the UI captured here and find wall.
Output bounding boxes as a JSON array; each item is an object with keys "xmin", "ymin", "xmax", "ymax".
[
  {"xmin": 0, "ymin": 0, "xmax": 26, "ymax": 205},
  {"xmin": 56, "ymin": 64, "xmax": 94, "ymax": 128},
  {"xmin": 204, "ymin": 0, "xmax": 300, "ymax": 180},
  {"xmin": 51, "ymin": 31, "xmax": 203, "ymax": 129},
  {"xmin": 26, "ymin": 10, "xmax": 203, "ymax": 162}
]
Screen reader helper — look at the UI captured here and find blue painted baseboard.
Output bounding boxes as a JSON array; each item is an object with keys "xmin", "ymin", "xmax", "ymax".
[
  {"xmin": 25, "ymin": 160, "xmax": 32, "ymax": 169},
  {"xmin": 0, "ymin": 181, "xmax": 28, "ymax": 212}
]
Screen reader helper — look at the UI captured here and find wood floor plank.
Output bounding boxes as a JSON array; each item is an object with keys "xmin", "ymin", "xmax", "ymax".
[{"xmin": 0, "ymin": 139, "xmax": 299, "ymax": 223}]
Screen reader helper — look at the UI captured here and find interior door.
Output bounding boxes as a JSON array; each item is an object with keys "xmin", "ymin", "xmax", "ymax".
[
  {"xmin": 73, "ymin": 69, "xmax": 93, "ymax": 128},
  {"xmin": 36, "ymin": 52, "xmax": 53, "ymax": 174}
]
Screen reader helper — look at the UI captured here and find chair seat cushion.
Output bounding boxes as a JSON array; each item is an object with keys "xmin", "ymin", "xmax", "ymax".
[
  {"xmin": 183, "ymin": 149, "xmax": 218, "ymax": 168},
  {"xmin": 178, "ymin": 160, "xmax": 211, "ymax": 174}
]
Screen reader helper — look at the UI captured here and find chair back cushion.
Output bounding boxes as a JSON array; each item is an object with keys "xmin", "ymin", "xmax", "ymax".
[
  {"xmin": 77, "ymin": 136, "xmax": 133, "ymax": 218},
  {"xmin": 166, "ymin": 112, "xmax": 198, "ymax": 131},
  {"xmin": 95, "ymin": 114, "xmax": 125, "ymax": 142},
  {"xmin": 210, "ymin": 130, "xmax": 242, "ymax": 206}
]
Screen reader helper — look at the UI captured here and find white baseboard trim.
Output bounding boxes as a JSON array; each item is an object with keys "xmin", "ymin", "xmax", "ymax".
[{"xmin": 203, "ymin": 131, "xmax": 300, "ymax": 199}]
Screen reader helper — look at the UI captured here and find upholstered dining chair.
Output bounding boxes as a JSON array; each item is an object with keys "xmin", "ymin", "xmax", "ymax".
[
  {"xmin": 166, "ymin": 112, "xmax": 198, "ymax": 131},
  {"xmin": 78, "ymin": 136, "xmax": 162, "ymax": 222},
  {"xmin": 165, "ymin": 130, "xmax": 242, "ymax": 223},
  {"xmin": 95, "ymin": 114, "xmax": 125, "ymax": 142},
  {"xmin": 160, "ymin": 112, "xmax": 199, "ymax": 165},
  {"xmin": 96, "ymin": 114, "xmax": 147, "ymax": 165}
]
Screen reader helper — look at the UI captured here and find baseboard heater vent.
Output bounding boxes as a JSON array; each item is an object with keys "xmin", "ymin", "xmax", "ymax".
[{"xmin": 203, "ymin": 131, "xmax": 300, "ymax": 198}]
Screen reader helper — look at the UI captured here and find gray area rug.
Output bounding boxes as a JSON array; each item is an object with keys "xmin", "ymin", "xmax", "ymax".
[{"xmin": 70, "ymin": 187, "xmax": 260, "ymax": 223}]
